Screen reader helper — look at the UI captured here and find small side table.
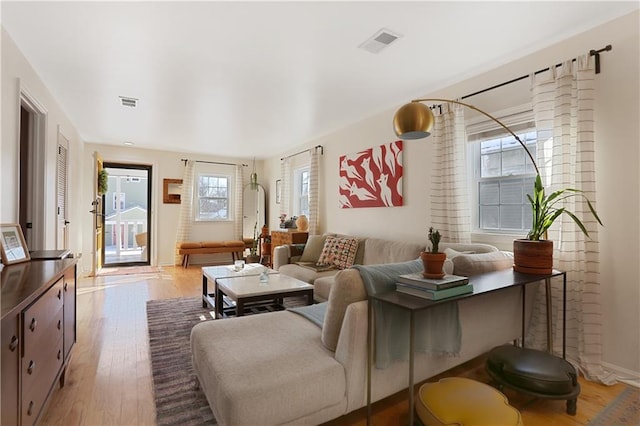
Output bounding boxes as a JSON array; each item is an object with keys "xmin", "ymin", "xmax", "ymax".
[{"xmin": 366, "ymin": 269, "xmax": 566, "ymax": 426}]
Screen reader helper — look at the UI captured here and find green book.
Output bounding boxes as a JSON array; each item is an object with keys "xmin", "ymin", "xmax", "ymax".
[
  {"xmin": 396, "ymin": 283, "xmax": 473, "ymax": 300},
  {"xmin": 397, "ymin": 272, "xmax": 469, "ymax": 290}
]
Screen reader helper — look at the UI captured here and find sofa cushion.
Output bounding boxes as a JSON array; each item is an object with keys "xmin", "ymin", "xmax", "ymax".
[
  {"xmin": 299, "ymin": 234, "xmax": 329, "ymax": 262},
  {"xmin": 362, "ymin": 238, "xmax": 424, "ymax": 265},
  {"xmin": 313, "ymin": 276, "xmax": 335, "ymax": 302},
  {"xmin": 321, "ymin": 269, "xmax": 368, "ymax": 351},
  {"xmin": 191, "ymin": 312, "xmax": 346, "ymax": 425},
  {"xmin": 317, "ymin": 236, "xmax": 359, "ymax": 269},
  {"xmin": 279, "ymin": 263, "xmax": 339, "ymax": 285},
  {"xmin": 452, "ymin": 251, "xmax": 514, "ymax": 276}
]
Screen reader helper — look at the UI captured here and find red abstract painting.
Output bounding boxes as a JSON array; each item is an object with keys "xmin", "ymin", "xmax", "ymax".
[{"xmin": 339, "ymin": 141, "xmax": 403, "ymax": 208}]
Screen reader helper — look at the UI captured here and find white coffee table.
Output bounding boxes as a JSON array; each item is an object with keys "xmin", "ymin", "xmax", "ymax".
[
  {"xmin": 201, "ymin": 263, "xmax": 277, "ymax": 309},
  {"xmin": 215, "ymin": 274, "xmax": 314, "ymax": 318}
]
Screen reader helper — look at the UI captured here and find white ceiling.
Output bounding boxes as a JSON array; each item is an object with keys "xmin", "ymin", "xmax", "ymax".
[{"xmin": 2, "ymin": 1, "xmax": 637, "ymax": 159}]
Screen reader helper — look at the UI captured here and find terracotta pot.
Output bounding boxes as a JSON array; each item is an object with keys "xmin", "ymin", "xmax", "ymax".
[
  {"xmin": 245, "ymin": 254, "xmax": 260, "ymax": 264},
  {"xmin": 513, "ymin": 239, "xmax": 553, "ymax": 274},
  {"xmin": 420, "ymin": 251, "xmax": 446, "ymax": 279}
]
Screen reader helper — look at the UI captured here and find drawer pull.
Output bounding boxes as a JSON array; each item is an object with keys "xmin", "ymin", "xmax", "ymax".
[
  {"xmin": 57, "ymin": 349, "xmax": 62, "ymax": 360},
  {"xmin": 9, "ymin": 336, "xmax": 18, "ymax": 352},
  {"xmin": 58, "ymin": 319, "xmax": 62, "ymax": 330},
  {"xmin": 64, "ymin": 282, "xmax": 69, "ymax": 292},
  {"xmin": 57, "ymin": 289, "xmax": 62, "ymax": 299},
  {"xmin": 27, "ymin": 360, "xmax": 36, "ymax": 374},
  {"xmin": 27, "ymin": 401, "xmax": 34, "ymax": 416},
  {"xmin": 29, "ymin": 318, "xmax": 37, "ymax": 332}
]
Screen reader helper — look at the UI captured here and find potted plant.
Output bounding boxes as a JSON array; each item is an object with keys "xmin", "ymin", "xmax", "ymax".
[
  {"xmin": 421, "ymin": 227, "xmax": 446, "ymax": 279},
  {"xmin": 245, "ymin": 222, "xmax": 261, "ymax": 263},
  {"xmin": 98, "ymin": 169, "xmax": 109, "ymax": 195},
  {"xmin": 514, "ymin": 174, "xmax": 603, "ymax": 274}
]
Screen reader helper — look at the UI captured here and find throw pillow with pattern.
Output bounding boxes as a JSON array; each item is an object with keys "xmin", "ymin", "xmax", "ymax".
[{"xmin": 317, "ymin": 236, "xmax": 359, "ymax": 269}]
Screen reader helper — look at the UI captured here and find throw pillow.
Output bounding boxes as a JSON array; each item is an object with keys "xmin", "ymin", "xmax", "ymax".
[
  {"xmin": 299, "ymin": 235, "xmax": 328, "ymax": 263},
  {"xmin": 317, "ymin": 236, "xmax": 359, "ymax": 269},
  {"xmin": 452, "ymin": 251, "xmax": 514, "ymax": 277}
]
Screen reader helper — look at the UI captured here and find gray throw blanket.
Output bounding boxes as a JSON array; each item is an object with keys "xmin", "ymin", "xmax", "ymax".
[
  {"xmin": 288, "ymin": 302, "xmax": 327, "ymax": 329},
  {"xmin": 352, "ymin": 259, "xmax": 461, "ymax": 369}
]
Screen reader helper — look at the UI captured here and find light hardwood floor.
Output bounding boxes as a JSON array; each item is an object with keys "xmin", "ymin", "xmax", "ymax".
[{"xmin": 40, "ymin": 265, "xmax": 630, "ymax": 425}]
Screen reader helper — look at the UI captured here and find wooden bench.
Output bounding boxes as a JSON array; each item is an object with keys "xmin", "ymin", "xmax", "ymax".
[{"xmin": 176, "ymin": 240, "xmax": 246, "ymax": 267}]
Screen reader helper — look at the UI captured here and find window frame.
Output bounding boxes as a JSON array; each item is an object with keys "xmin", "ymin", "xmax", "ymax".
[
  {"xmin": 292, "ymin": 165, "xmax": 310, "ymax": 217},
  {"xmin": 194, "ymin": 172, "xmax": 232, "ymax": 222},
  {"xmin": 467, "ymin": 106, "xmax": 537, "ymax": 236}
]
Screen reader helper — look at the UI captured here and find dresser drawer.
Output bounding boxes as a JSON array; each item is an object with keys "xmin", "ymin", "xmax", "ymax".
[
  {"xmin": 21, "ymin": 337, "xmax": 63, "ymax": 426},
  {"xmin": 22, "ymin": 307, "xmax": 64, "ymax": 393},
  {"xmin": 22, "ymin": 278, "xmax": 64, "ymax": 355}
]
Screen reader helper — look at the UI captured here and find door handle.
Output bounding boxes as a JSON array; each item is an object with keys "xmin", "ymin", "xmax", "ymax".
[{"xmin": 64, "ymin": 220, "xmax": 70, "ymax": 225}]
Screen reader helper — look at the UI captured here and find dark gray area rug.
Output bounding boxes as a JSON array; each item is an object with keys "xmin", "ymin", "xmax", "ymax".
[
  {"xmin": 146, "ymin": 297, "xmax": 217, "ymax": 426},
  {"xmin": 146, "ymin": 295, "xmax": 309, "ymax": 425}
]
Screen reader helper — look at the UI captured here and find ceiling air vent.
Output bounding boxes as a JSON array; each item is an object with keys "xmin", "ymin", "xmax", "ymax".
[
  {"xmin": 358, "ymin": 28, "xmax": 402, "ymax": 54},
  {"xmin": 119, "ymin": 96, "xmax": 138, "ymax": 108}
]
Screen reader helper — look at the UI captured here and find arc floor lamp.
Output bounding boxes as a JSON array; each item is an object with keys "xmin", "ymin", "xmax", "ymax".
[{"xmin": 392, "ymin": 98, "xmax": 540, "ymax": 175}]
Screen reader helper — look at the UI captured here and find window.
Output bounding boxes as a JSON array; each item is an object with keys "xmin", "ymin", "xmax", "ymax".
[
  {"xmin": 112, "ymin": 192, "xmax": 125, "ymax": 210},
  {"xmin": 293, "ymin": 167, "xmax": 309, "ymax": 217},
  {"xmin": 470, "ymin": 123, "xmax": 537, "ymax": 233},
  {"xmin": 196, "ymin": 174, "xmax": 230, "ymax": 220}
]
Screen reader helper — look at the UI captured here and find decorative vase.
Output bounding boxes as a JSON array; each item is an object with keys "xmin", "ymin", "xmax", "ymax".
[
  {"xmin": 296, "ymin": 215, "xmax": 309, "ymax": 232},
  {"xmin": 420, "ymin": 251, "xmax": 446, "ymax": 279},
  {"xmin": 261, "ymin": 242, "xmax": 271, "ymax": 256},
  {"xmin": 513, "ymin": 239, "xmax": 553, "ymax": 274}
]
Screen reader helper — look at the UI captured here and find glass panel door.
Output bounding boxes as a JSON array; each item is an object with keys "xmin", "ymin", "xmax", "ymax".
[{"xmin": 102, "ymin": 163, "xmax": 151, "ymax": 266}]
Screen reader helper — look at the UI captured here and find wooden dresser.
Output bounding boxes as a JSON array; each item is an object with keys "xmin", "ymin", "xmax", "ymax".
[
  {"xmin": 1, "ymin": 258, "xmax": 77, "ymax": 426},
  {"xmin": 270, "ymin": 230, "xmax": 309, "ymax": 261}
]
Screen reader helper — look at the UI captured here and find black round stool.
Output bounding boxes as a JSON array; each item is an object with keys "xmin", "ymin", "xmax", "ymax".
[{"xmin": 486, "ymin": 344, "xmax": 581, "ymax": 415}]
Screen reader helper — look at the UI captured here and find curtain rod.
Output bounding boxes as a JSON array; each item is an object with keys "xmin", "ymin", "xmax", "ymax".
[
  {"xmin": 181, "ymin": 159, "xmax": 248, "ymax": 167},
  {"xmin": 460, "ymin": 44, "xmax": 612, "ymax": 101},
  {"xmin": 280, "ymin": 144, "xmax": 324, "ymax": 161}
]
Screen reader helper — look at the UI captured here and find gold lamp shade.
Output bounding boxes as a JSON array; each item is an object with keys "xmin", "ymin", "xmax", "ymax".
[{"xmin": 393, "ymin": 101, "xmax": 435, "ymax": 139}]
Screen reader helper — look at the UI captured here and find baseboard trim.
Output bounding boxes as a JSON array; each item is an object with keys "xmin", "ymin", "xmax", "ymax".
[{"xmin": 601, "ymin": 360, "xmax": 640, "ymax": 385}]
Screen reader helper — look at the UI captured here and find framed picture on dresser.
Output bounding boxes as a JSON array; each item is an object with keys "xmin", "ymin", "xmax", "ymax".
[{"xmin": 0, "ymin": 223, "xmax": 31, "ymax": 265}]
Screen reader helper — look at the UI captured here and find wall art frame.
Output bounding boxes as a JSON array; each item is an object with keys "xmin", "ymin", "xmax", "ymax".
[{"xmin": 0, "ymin": 223, "xmax": 31, "ymax": 265}]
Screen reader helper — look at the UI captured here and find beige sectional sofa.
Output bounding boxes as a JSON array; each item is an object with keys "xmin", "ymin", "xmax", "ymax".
[
  {"xmin": 191, "ymin": 236, "xmax": 523, "ymax": 425},
  {"xmin": 273, "ymin": 233, "xmax": 500, "ymax": 301}
]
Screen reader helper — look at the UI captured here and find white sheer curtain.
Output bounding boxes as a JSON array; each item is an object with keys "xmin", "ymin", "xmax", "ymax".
[
  {"xmin": 234, "ymin": 164, "xmax": 244, "ymax": 239},
  {"xmin": 430, "ymin": 103, "xmax": 471, "ymax": 243},
  {"xmin": 308, "ymin": 148, "xmax": 321, "ymax": 235},
  {"xmin": 174, "ymin": 160, "xmax": 195, "ymax": 265},
  {"xmin": 526, "ymin": 56, "xmax": 613, "ymax": 383},
  {"xmin": 280, "ymin": 157, "xmax": 291, "ymax": 218}
]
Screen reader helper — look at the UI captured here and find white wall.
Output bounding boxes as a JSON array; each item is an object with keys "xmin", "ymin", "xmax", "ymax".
[
  {"xmin": 1, "ymin": 28, "xmax": 84, "ymax": 257},
  {"xmin": 264, "ymin": 11, "xmax": 640, "ymax": 377}
]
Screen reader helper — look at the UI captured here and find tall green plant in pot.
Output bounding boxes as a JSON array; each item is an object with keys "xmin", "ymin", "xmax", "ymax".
[
  {"xmin": 514, "ymin": 174, "xmax": 603, "ymax": 274},
  {"xmin": 421, "ymin": 227, "xmax": 446, "ymax": 279}
]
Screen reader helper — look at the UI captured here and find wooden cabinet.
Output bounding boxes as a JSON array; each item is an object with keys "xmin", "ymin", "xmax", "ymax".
[
  {"xmin": 0, "ymin": 259, "xmax": 77, "ymax": 426},
  {"xmin": 1, "ymin": 314, "xmax": 20, "ymax": 425},
  {"xmin": 270, "ymin": 230, "xmax": 309, "ymax": 261}
]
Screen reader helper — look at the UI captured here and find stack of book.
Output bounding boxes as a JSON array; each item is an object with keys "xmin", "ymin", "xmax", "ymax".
[{"xmin": 396, "ymin": 272, "xmax": 472, "ymax": 300}]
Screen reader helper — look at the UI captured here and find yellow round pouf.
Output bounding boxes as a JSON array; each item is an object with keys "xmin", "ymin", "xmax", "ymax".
[{"xmin": 416, "ymin": 377, "xmax": 523, "ymax": 426}]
